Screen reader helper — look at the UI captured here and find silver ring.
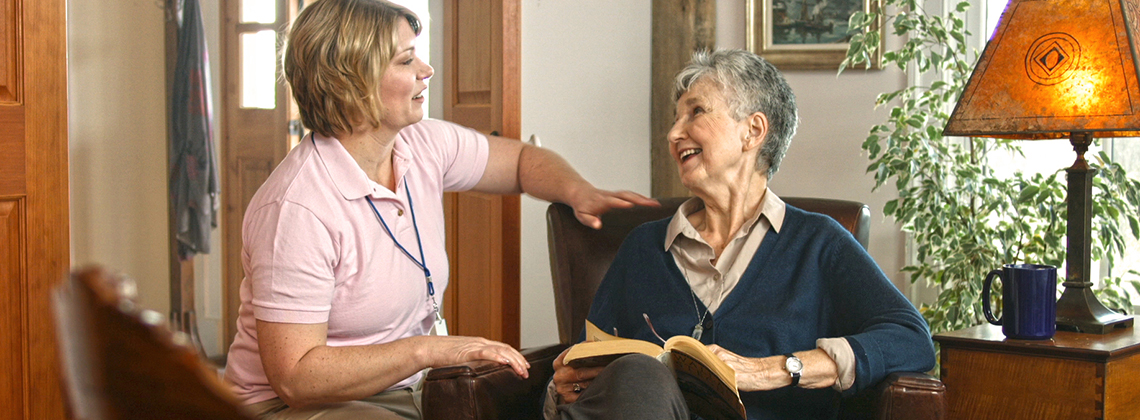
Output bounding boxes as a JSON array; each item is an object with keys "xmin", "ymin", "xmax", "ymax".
[{"xmin": 572, "ymin": 383, "xmax": 583, "ymax": 393}]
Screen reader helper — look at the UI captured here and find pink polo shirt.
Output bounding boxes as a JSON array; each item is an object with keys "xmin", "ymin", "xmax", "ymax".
[{"xmin": 224, "ymin": 119, "xmax": 489, "ymax": 405}]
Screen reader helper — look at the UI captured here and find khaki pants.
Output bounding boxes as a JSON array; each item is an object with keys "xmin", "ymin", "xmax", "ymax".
[{"xmin": 246, "ymin": 385, "xmax": 422, "ymax": 420}]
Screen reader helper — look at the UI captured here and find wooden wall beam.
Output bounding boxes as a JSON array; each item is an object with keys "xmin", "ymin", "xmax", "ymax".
[{"xmin": 650, "ymin": 0, "xmax": 715, "ymax": 198}]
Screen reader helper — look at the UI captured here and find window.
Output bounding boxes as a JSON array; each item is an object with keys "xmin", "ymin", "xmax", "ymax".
[{"xmin": 239, "ymin": 0, "xmax": 278, "ymax": 109}]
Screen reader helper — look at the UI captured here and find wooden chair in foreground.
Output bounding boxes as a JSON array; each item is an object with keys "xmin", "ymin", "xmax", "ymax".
[
  {"xmin": 424, "ymin": 197, "xmax": 946, "ymax": 420},
  {"xmin": 53, "ymin": 266, "xmax": 251, "ymax": 420}
]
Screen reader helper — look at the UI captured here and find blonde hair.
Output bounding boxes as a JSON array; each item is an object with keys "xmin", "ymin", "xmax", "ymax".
[{"xmin": 284, "ymin": 0, "xmax": 421, "ymax": 137}]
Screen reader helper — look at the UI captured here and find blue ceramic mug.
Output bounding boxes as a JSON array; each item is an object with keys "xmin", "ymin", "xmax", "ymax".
[{"xmin": 982, "ymin": 264, "xmax": 1057, "ymax": 340}]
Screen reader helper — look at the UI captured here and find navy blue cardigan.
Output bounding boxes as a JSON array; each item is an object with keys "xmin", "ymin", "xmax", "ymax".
[{"xmin": 584, "ymin": 204, "xmax": 935, "ymax": 419}]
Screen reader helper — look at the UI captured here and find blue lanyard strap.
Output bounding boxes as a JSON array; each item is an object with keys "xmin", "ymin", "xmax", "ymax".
[{"xmin": 366, "ymin": 179, "xmax": 441, "ymax": 311}]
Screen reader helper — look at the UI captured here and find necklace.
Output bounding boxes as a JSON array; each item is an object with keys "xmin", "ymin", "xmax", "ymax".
[
  {"xmin": 688, "ymin": 288, "xmax": 709, "ymax": 340},
  {"xmin": 682, "ymin": 267, "xmax": 722, "ymax": 341}
]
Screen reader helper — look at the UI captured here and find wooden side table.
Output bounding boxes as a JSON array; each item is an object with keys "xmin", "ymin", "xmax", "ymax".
[{"xmin": 934, "ymin": 324, "xmax": 1140, "ymax": 419}]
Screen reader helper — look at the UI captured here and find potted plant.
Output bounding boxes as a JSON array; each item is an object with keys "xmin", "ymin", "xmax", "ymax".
[{"xmin": 839, "ymin": 1, "xmax": 1140, "ymax": 336}]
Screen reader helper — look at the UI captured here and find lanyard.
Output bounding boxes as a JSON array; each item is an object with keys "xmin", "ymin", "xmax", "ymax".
[{"xmin": 364, "ymin": 173, "xmax": 443, "ymax": 322}]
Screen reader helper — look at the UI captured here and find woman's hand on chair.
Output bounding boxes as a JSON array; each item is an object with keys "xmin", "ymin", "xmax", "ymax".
[
  {"xmin": 418, "ymin": 336, "xmax": 530, "ymax": 378},
  {"xmin": 566, "ymin": 187, "xmax": 658, "ymax": 230}
]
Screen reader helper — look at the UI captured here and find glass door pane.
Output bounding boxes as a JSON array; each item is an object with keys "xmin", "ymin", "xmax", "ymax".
[
  {"xmin": 241, "ymin": 30, "xmax": 277, "ymax": 109},
  {"xmin": 241, "ymin": 0, "xmax": 276, "ymax": 23}
]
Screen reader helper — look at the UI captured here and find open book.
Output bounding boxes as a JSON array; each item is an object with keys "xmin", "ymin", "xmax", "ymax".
[{"xmin": 564, "ymin": 320, "xmax": 747, "ymax": 420}]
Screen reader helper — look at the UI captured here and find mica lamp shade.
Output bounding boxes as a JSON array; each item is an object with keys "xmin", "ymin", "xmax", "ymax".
[{"xmin": 943, "ymin": 0, "xmax": 1140, "ymax": 139}]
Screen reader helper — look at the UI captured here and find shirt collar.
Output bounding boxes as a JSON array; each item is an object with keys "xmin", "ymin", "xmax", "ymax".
[
  {"xmin": 663, "ymin": 188, "xmax": 786, "ymax": 251},
  {"xmin": 312, "ymin": 131, "xmax": 412, "ymax": 201}
]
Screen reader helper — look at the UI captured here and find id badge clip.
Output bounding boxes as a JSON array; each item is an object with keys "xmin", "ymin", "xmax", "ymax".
[{"xmin": 431, "ymin": 311, "xmax": 449, "ymax": 336}]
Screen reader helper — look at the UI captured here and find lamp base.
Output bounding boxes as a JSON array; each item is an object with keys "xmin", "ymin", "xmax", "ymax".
[{"xmin": 1056, "ymin": 285, "xmax": 1134, "ymax": 334}]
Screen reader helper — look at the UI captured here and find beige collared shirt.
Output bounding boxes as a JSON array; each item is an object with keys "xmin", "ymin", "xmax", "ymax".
[{"xmin": 665, "ymin": 189, "xmax": 856, "ymax": 392}]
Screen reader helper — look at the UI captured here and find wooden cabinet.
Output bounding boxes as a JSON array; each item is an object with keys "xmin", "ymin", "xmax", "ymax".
[{"xmin": 935, "ymin": 324, "xmax": 1140, "ymax": 419}]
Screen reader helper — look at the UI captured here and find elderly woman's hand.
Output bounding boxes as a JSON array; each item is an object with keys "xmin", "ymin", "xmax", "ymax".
[
  {"xmin": 708, "ymin": 345, "xmax": 839, "ymax": 391},
  {"xmin": 551, "ymin": 347, "xmax": 606, "ymax": 404},
  {"xmin": 566, "ymin": 186, "xmax": 659, "ymax": 230},
  {"xmin": 420, "ymin": 336, "xmax": 531, "ymax": 378},
  {"xmin": 708, "ymin": 344, "xmax": 785, "ymax": 392}
]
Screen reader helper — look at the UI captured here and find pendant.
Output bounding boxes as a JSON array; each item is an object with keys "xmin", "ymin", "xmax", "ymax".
[{"xmin": 692, "ymin": 324, "xmax": 703, "ymax": 340}]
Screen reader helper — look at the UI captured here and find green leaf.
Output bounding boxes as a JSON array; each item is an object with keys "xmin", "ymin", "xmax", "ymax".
[
  {"xmin": 949, "ymin": 29, "xmax": 965, "ymax": 45},
  {"xmin": 1017, "ymin": 186, "xmax": 1040, "ymax": 203},
  {"xmin": 849, "ymin": 11, "xmax": 867, "ymax": 29}
]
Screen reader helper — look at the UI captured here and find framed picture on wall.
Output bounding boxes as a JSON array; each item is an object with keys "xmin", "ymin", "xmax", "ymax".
[{"xmin": 747, "ymin": 0, "xmax": 882, "ymax": 70}]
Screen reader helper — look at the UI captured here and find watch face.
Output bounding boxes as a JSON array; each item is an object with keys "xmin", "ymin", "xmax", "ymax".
[{"xmin": 786, "ymin": 356, "xmax": 803, "ymax": 373}]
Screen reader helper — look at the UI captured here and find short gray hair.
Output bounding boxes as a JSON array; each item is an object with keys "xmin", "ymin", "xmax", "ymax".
[{"xmin": 673, "ymin": 49, "xmax": 798, "ymax": 180}]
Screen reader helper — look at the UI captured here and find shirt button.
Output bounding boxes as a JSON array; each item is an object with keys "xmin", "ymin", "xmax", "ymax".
[
  {"xmin": 398, "ymin": 209, "xmax": 405, "ymax": 216},
  {"xmin": 714, "ymin": 273, "xmax": 721, "ymax": 281}
]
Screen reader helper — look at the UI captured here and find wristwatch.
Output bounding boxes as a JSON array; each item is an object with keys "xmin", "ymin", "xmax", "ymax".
[{"xmin": 783, "ymin": 354, "xmax": 803, "ymax": 387}]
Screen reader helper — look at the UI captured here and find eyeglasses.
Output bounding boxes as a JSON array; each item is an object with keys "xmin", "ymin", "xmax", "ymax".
[{"xmin": 642, "ymin": 313, "xmax": 668, "ymax": 344}]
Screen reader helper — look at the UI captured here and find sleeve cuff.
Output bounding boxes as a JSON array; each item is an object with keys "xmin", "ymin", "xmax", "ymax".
[
  {"xmin": 817, "ymin": 337, "xmax": 856, "ymax": 392},
  {"xmin": 252, "ymin": 304, "xmax": 330, "ymax": 324}
]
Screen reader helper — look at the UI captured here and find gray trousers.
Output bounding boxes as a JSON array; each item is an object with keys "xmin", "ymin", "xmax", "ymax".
[{"xmin": 558, "ymin": 354, "xmax": 690, "ymax": 420}]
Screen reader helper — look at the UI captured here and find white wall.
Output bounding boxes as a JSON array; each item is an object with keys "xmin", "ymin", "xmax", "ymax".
[
  {"xmin": 68, "ymin": 0, "xmax": 171, "ymax": 315},
  {"xmin": 517, "ymin": 0, "xmax": 911, "ymax": 346},
  {"xmin": 67, "ymin": 0, "xmax": 226, "ymax": 356},
  {"xmin": 519, "ymin": 0, "xmax": 653, "ymax": 347}
]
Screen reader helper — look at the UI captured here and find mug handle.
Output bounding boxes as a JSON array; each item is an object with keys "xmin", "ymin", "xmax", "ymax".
[{"xmin": 982, "ymin": 269, "xmax": 1003, "ymax": 325}]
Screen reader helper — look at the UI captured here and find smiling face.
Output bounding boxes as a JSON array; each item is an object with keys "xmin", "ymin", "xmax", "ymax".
[
  {"xmin": 378, "ymin": 19, "xmax": 434, "ymax": 132},
  {"xmin": 668, "ymin": 78, "xmax": 764, "ymax": 193}
]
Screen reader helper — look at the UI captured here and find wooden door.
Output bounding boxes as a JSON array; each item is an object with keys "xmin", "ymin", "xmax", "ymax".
[
  {"xmin": 441, "ymin": 0, "xmax": 521, "ymax": 348},
  {"xmin": 0, "ymin": 0, "xmax": 70, "ymax": 419},
  {"xmin": 220, "ymin": 0, "xmax": 295, "ymax": 351}
]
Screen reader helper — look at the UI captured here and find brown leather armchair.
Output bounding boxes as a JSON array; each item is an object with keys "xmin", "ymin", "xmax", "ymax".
[
  {"xmin": 424, "ymin": 198, "xmax": 945, "ymax": 420},
  {"xmin": 54, "ymin": 266, "xmax": 251, "ymax": 420}
]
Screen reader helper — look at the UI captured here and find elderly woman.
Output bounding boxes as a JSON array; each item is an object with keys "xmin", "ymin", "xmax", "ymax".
[
  {"xmin": 546, "ymin": 49, "xmax": 935, "ymax": 420},
  {"xmin": 223, "ymin": 1, "xmax": 655, "ymax": 419}
]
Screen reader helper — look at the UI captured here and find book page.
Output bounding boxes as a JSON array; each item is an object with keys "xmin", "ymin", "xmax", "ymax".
[
  {"xmin": 663, "ymin": 350, "xmax": 747, "ymax": 420},
  {"xmin": 574, "ymin": 322, "xmax": 746, "ymax": 419},
  {"xmin": 663, "ymin": 335, "xmax": 737, "ymax": 389},
  {"xmin": 565, "ymin": 321, "xmax": 665, "ymax": 368},
  {"xmin": 584, "ymin": 319, "xmax": 620, "ymax": 342}
]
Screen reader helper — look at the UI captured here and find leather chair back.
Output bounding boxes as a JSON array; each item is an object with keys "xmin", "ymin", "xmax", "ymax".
[
  {"xmin": 53, "ymin": 266, "xmax": 251, "ymax": 420},
  {"xmin": 546, "ymin": 196, "xmax": 871, "ymax": 345}
]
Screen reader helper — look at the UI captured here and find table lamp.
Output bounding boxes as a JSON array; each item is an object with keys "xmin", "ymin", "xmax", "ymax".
[{"xmin": 943, "ymin": 0, "xmax": 1140, "ymax": 333}]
